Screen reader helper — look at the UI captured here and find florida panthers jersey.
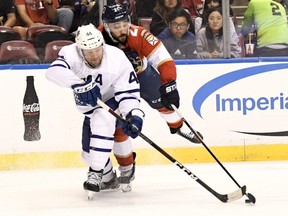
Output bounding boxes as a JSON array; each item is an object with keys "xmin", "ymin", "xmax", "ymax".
[
  {"xmin": 46, "ymin": 43, "xmax": 141, "ymax": 116},
  {"xmin": 100, "ymin": 24, "xmax": 177, "ymax": 84}
]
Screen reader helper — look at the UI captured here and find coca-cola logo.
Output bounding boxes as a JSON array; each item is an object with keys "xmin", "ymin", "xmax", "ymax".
[{"xmin": 23, "ymin": 103, "xmax": 40, "ymax": 112}]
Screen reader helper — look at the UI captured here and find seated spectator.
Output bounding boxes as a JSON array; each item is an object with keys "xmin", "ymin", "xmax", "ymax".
[
  {"xmin": 196, "ymin": 7, "xmax": 241, "ymax": 59},
  {"xmin": 81, "ymin": 0, "xmax": 99, "ymax": 27},
  {"xmin": 60, "ymin": 0, "xmax": 95, "ymax": 33},
  {"xmin": 157, "ymin": 9, "xmax": 196, "ymax": 59},
  {"xmin": 241, "ymin": 0, "xmax": 288, "ymax": 57},
  {"xmin": 14, "ymin": 0, "xmax": 74, "ymax": 39},
  {"xmin": 150, "ymin": 0, "xmax": 195, "ymax": 36},
  {"xmin": 0, "ymin": 0, "xmax": 17, "ymax": 27},
  {"xmin": 194, "ymin": 0, "xmax": 236, "ymax": 33}
]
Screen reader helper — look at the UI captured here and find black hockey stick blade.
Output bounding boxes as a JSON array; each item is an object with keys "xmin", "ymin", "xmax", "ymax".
[{"xmin": 97, "ymin": 99, "xmax": 246, "ymax": 203}]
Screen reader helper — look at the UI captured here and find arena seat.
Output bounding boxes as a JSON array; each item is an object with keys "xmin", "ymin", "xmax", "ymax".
[
  {"xmin": 0, "ymin": 26, "xmax": 21, "ymax": 46},
  {"xmin": 44, "ymin": 40, "xmax": 73, "ymax": 63},
  {"xmin": 138, "ymin": 17, "xmax": 152, "ymax": 31},
  {"xmin": 0, "ymin": 40, "xmax": 41, "ymax": 64},
  {"xmin": 26, "ymin": 25, "xmax": 72, "ymax": 60}
]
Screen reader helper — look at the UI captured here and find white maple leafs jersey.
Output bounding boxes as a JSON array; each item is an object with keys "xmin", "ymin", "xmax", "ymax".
[{"xmin": 46, "ymin": 43, "xmax": 141, "ymax": 117}]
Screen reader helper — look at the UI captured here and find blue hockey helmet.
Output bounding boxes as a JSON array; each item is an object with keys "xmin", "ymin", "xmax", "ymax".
[{"xmin": 102, "ymin": 4, "xmax": 129, "ymax": 23}]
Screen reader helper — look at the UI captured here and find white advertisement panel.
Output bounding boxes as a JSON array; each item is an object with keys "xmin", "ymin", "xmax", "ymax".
[
  {"xmin": 176, "ymin": 62, "xmax": 288, "ymax": 147},
  {"xmin": 0, "ymin": 61, "xmax": 287, "ymax": 156},
  {"xmin": 0, "ymin": 69, "xmax": 83, "ymax": 154}
]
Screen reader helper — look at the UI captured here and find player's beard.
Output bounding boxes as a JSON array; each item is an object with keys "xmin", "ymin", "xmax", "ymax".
[{"xmin": 115, "ymin": 34, "xmax": 128, "ymax": 44}]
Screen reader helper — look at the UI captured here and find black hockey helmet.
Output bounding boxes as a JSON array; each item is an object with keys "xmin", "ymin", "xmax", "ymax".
[{"xmin": 102, "ymin": 4, "xmax": 129, "ymax": 23}]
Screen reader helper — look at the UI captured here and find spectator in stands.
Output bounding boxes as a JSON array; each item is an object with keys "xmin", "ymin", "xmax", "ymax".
[
  {"xmin": 81, "ymin": 0, "xmax": 99, "ymax": 27},
  {"xmin": 196, "ymin": 6, "xmax": 241, "ymax": 59},
  {"xmin": 157, "ymin": 9, "xmax": 196, "ymax": 59},
  {"xmin": 150, "ymin": 0, "xmax": 194, "ymax": 35},
  {"xmin": 0, "ymin": 0, "xmax": 16, "ymax": 27},
  {"xmin": 241, "ymin": 0, "xmax": 288, "ymax": 57},
  {"xmin": 61, "ymin": 0, "xmax": 95, "ymax": 33},
  {"xmin": 194, "ymin": 0, "xmax": 235, "ymax": 33},
  {"xmin": 14, "ymin": 0, "xmax": 74, "ymax": 39}
]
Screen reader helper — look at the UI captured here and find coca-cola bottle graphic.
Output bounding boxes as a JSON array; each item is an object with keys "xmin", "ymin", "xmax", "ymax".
[{"xmin": 23, "ymin": 76, "xmax": 41, "ymax": 141}]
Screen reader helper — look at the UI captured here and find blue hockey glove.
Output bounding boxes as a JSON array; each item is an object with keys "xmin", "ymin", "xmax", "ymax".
[
  {"xmin": 159, "ymin": 80, "xmax": 180, "ymax": 110},
  {"xmin": 72, "ymin": 75, "xmax": 101, "ymax": 107},
  {"xmin": 121, "ymin": 108, "xmax": 145, "ymax": 139}
]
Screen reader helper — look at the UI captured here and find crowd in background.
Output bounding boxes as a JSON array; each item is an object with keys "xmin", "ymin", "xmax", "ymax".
[{"xmin": 1, "ymin": 0, "xmax": 288, "ymax": 63}]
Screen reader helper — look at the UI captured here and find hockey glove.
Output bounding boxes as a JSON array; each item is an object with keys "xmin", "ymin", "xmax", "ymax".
[
  {"xmin": 72, "ymin": 75, "xmax": 101, "ymax": 107},
  {"xmin": 159, "ymin": 80, "xmax": 180, "ymax": 110},
  {"xmin": 121, "ymin": 108, "xmax": 145, "ymax": 139}
]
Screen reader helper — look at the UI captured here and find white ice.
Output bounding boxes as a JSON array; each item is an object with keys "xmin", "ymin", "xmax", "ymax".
[{"xmin": 0, "ymin": 161, "xmax": 287, "ymax": 216}]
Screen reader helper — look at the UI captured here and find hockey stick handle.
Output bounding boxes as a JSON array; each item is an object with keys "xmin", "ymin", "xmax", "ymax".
[
  {"xmin": 97, "ymin": 99, "xmax": 245, "ymax": 203},
  {"xmin": 171, "ymin": 104, "xmax": 256, "ymax": 204}
]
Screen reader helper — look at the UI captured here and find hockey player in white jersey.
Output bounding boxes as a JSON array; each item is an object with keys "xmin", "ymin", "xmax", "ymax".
[{"xmin": 46, "ymin": 24, "xmax": 145, "ymax": 198}]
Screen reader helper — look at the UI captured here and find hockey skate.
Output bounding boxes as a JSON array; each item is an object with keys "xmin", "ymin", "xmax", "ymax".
[
  {"xmin": 177, "ymin": 123, "xmax": 203, "ymax": 144},
  {"xmin": 118, "ymin": 163, "xmax": 135, "ymax": 192},
  {"xmin": 83, "ymin": 169, "xmax": 103, "ymax": 200},
  {"xmin": 100, "ymin": 170, "xmax": 120, "ymax": 191}
]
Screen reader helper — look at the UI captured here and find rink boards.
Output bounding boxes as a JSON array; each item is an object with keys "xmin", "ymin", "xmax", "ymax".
[{"xmin": 0, "ymin": 58, "xmax": 288, "ymax": 170}]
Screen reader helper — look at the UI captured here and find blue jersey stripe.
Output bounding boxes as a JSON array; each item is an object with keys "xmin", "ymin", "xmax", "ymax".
[
  {"xmin": 91, "ymin": 134, "xmax": 114, "ymax": 141},
  {"xmin": 89, "ymin": 146, "xmax": 112, "ymax": 152}
]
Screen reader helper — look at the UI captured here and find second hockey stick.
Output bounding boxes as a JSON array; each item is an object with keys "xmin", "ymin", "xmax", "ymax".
[
  {"xmin": 171, "ymin": 104, "xmax": 256, "ymax": 204},
  {"xmin": 97, "ymin": 99, "xmax": 246, "ymax": 203}
]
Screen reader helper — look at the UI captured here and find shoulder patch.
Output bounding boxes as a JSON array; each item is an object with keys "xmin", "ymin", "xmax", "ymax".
[{"xmin": 141, "ymin": 30, "xmax": 159, "ymax": 46}]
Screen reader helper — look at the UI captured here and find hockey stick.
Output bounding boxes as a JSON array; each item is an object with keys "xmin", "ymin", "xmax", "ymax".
[
  {"xmin": 97, "ymin": 99, "xmax": 246, "ymax": 203},
  {"xmin": 171, "ymin": 104, "xmax": 256, "ymax": 204}
]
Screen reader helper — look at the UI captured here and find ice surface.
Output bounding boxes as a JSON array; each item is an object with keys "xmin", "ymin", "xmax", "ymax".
[{"xmin": 0, "ymin": 161, "xmax": 287, "ymax": 216}]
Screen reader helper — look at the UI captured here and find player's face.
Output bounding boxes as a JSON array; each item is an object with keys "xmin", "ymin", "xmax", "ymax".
[
  {"xmin": 82, "ymin": 46, "xmax": 103, "ymax": 68},
  {"xmin": 208, "ymin": 11, "xmax": 223, "ymax": 33},
  {"xmin": 108, "ymin": 20, "xmax": 129, "ymax": 43}
]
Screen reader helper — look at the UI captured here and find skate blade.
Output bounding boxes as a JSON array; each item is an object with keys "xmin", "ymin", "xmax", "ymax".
[
  {"xmin": 87, "ymin": 191, "xmax": 96, "ymax": 200},
  {"xmin": 121, "ymin": 183, "xmax": 132, "ymax": 192}
]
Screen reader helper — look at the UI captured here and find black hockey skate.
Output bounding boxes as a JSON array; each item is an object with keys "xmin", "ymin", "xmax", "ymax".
[
  {"xmin": 177, "ymin": 123, "xmax": 203, "ymax": 144},
  {"xmin": 83, "ymin": 169, "xmax": 103, "ymax": 199},
  {"xmin": 100, "ymin": 170, "xmax": 120, "ymax": 190}
]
